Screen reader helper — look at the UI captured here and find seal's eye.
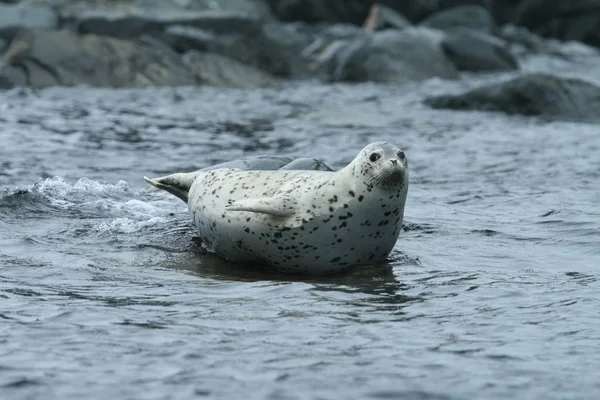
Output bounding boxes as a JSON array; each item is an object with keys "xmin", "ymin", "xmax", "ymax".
[
  {"xmin": 397, "ymin": 151, "xmax": 405, "ymax": 160},
  {"xmin": 369, "ymin": 153, "xmax": 380, "ymax": 162}
]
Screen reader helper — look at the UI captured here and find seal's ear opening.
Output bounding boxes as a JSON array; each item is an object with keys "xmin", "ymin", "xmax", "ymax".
[{"xmin": 144, "ymin": 172, "xmax": 196, "ymax": 203}]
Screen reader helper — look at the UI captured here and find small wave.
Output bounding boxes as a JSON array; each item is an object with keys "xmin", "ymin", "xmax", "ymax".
[
  {"xmin": 95, "ymin": 216, "xmax": 170, "ymax": 234},
  {"xmin": 1, "ymin": 176, "xmax": 183, "ymax": 222}
]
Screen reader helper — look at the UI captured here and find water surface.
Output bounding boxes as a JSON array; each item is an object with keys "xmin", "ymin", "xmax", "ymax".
[{"xmin": 1, "ymin": 49, "xmax": 600, "ymax": 399}]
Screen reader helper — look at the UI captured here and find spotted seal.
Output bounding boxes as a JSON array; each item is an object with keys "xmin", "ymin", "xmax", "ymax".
[{"xmin": 144, "ymin": 142, "xmax": 409, "ymax": 274}]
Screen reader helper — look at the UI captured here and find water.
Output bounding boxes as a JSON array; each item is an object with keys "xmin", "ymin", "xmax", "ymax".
[{"xmin": 1, "ymin": 47, "xmax": 600, "ymax": 400}]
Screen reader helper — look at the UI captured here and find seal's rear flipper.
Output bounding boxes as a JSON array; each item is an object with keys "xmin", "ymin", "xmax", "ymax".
[
  {"xmin": 226, "ymin": 196, "xmax": 296, "ymax": 217},
  {"xmin": 144, "ymin": 172, "xmax": 197, "ymax": 203}
]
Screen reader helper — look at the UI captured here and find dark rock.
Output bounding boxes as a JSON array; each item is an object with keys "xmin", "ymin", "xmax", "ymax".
[
  {"xmin": 442, "ymin": 28, "xmax": 518, "ymax": 71},
  {"xmin": 419, "ymin": 5, "xmax": 494, "ymax": 33},
  {"xmin": 0, "ymin": 38, "xmax": 6, "ymax": 54},
  {"xmin": 515, "ymin": 0, "xmax": 600, "ymax": 47},
  {"xmin": 489, "ymin": 0, "xmax": 522, "ymax": 25},
  {"xmin": 382, "ymin": 0, "xmax": 492, "ymax": 23},
  {"xmin": 66, "ymin": 10, "xmax": 259, "ymax": 39},
  {"xmin": 0, "ymin": 3, "xmax": 58, "ymax": 41},
  {"xmin": 265, "ymin": 0, "xmax": 371, "ymax": 25},
  {"xmin": 424, "ymin": 73, "xmax": 600, "ymax": 123},
  {"xmin": 322, "ymin": 27, "xmax": 458, "ymax": 83},
  {"xmin": 0, "ymin": 64, "xmax": 27, "ymax": 89},
  {"xmin": 182, "ymin": 50, "xmax": 277, "ymax": 88},
  {"xmin": 498, "ymin": 24, "xmax": 557, "ymax": 55},
  {"xmin": 161, "ymin": 23, "xmax": 292, "ymax": 77},
  {"xmin": 6, "ymin": 29, "xmax": 196, "ymax": 88}
]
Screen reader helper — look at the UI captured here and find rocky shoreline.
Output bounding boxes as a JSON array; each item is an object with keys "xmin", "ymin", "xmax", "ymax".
[{"xmin": 1, "ymin": 0, "xmax": 600, "ymax": 121}]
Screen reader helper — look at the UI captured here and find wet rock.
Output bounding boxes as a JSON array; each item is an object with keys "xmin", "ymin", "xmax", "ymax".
[
  {"xmin": 383, "ymin": 0, "xmax": 492, "ymax": 24},
  {"xmin": 515, "ymin": 0, "xmax": 600, "ymax": 47},
  {"xmin": 162, "ymin": 23, "xmax": 292, "ymax": 77},
  {"xmin": 36, "ymin": 0, "xmax": 273, "ymax": 19},
  {"xmin": 66, "ymin": 10, "xmax": 259, "ymax": 39},
  {"xmin": 419, "ymin": 5, "xmax": 494, "ymax": 33},
  {"xmin": 442, "ymin": 28, "xmax": 518, "ymax": 71},
  {"xmin": 322, "ymin": 27, "xmax": 457, "ymax": 83},
  {"xmin": 5, "ymin": 29, "xmax": 195, "ymax": 88},
  {"xmin": 0, "ymin": 64, "xmax": 27, "ymax": 89},
  {"xmin": 0, "ymin": 3, "xmax": 58, "ymax": 41},
  {"xmin": 424, "ymin": 73, "xmax": 600, "ymax": 123},
  {"xmin": 182, "ymin": 50, "xmax": 277, "ymax": 88},
  {"xmin": 265, "ymin": 0, "xmax": 371, "ymax": 25}
]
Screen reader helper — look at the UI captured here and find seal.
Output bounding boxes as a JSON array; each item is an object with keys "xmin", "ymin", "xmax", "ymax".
[{"xmin": 144, "ymin": 142, "xmax": 409, "ymax": 274}]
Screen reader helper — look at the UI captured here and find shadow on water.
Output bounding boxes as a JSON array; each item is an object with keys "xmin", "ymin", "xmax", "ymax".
[{"xmin": 158, "ymin": 242, "xmax": 424, "ymax": 312}]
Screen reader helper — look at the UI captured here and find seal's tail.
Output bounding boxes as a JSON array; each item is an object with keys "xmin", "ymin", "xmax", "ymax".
[{"xmin": 144, "ymin": 172, "xmax": 197, "ymax": 203}]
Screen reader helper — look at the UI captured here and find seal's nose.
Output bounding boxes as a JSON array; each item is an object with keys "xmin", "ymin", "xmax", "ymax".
[{"xmin": 390, "ymin": 159, "xmax": 398, "ymax": 166}]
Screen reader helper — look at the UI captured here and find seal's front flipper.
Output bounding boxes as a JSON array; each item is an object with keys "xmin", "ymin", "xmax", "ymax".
[
  {"xmin": 144, "ymin": 172, "xmax": 198, "ymax": 203},
  {"xmin": 226, "ymin": 196, "xmax": 296, "ymax": 217}
]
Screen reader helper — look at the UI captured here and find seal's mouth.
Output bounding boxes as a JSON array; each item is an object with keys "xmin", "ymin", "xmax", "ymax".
[{"xmin": 371, "ymin": 168, "xmax": 406, "ymax": 188}]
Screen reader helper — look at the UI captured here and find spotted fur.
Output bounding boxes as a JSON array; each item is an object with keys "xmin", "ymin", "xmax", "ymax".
[{"xmin": 145, "ymin": 142, "xmax": 409, "ymax": 274}]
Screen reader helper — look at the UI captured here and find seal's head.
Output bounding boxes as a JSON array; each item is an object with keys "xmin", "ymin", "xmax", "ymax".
[{"xmin": 352, "ymin": 141, "xmax": 408, "ymax": 190}]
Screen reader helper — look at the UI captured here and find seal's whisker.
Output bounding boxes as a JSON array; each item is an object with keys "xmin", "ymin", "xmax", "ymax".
[{"xmin": 408, "ymin": 170, "xmax": 421, "ymax": 185}]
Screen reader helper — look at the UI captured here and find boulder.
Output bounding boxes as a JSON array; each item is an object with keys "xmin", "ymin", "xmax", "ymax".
[
  {"xmin": 424, "ymin": 73, "xmax": 600, "ymax": 123},
  {"xmin": 65, "ymin": 10, "xmax": 259, "ymax": 39},
  {"xmin": 322, "ymin": 27, "xmax": 458, "ymax": 83},
  {"xmin": 382, "ymin": 0, "xmax": 492, "ymax": 23},
  {"xmin": 515, "ymin": 0, "xmax": 600, "ymax": 47},
  {"xmin": 265, "ymin": 0, "xmax": 371, "ymax": 25},
  {"xmin": 0, "ymin": 3, "xmax": 58, "ymax": 41},
  {"xmin": 0, "ymin": 64, "xmax": 27, "ymax": 89},
  {"xmin": 4, "ymin": 29, "xmax": 196, "ymax": 88},
  {"xmin": 441, "ymin": 28, "xmax": 518, "ymax": 71},
  {"xmin": 182, "ymin": 50, "xmax": 277, "ymax": 88},
  {"xmin": 419, "ymin": 5, "xmax": 494, "ymax": 33},
  {"xmin": 161, "ymin": 23, "xmax": 292, "ymax": 77}
]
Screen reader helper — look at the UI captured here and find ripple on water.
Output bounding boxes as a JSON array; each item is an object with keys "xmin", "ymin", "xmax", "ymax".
[{"xmin": 1, "ymin": 62, "xmax": 600, "ymax": 399}]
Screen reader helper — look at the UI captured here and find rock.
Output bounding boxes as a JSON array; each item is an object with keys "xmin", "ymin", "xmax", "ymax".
[
  {"xmin": 35, "ymin": 0, "xmax": 274, "ymax": 20},
  {"xmin": 0, "ymin": 3, "xmax": 58, "ymax": 41},
  {"xmin": 265, "ymin": 0, "xmax": 371, "ymax": 25},
  {"xmin": 0, "ymin": 38, "xmax": 6, "ymax": 54},
  {"xmin": 5, "ymin": 29, "xmax": 196, "ymax": 88},
  {"xmin": 182, "ymin": 50, "xmax": 277, "ymax": 88},
  {"xmin": 419, "ymin": 5, "xmax": 494, "ymax": 33},
  {"xmin": 383, "ymin": 0, "xmax": 492, "ymax": 24},
  {"xmin": 441, "ymin": 28, "xmax": 518, "ymax": 71},
  {"xmin": 161, "ymin": 23, "xmax": 292, "ymax": 77},
  {"xmin": 424, "ymin": 73, "xmax": 600, "ymax": 123},
  {"xmin": 323, "ymin": 27, "xmax": 458, "ymax": 83},
  {"xmin": 0, "ymin": 64, "xmax": 27, "ymax": 89},
  {"xmin": 515, "ymin": 0, "xmax": 600, "ymax": 47},
  {"xmin": 66, "ymin": 10, "xmax": 259, "ymax": 39}
]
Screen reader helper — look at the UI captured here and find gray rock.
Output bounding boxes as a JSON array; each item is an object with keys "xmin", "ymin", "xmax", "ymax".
[
  {"xmin": 442, "ymin": 28, "xmax": 518, "ymax": 71},
  {"xmin": 0, "ymin": 64, "xmax": 27, "ymax": 89},
  {"xmin": 182, "ymin": 50, "xmax": 277, "ymax": 89},
  {"xmin": 516, "ymin": 0, "xmax": 600, "ymax": 47},
  {"xmin": 66, "ymin": 10, "xmax": 259, "ymax": 39},
  {"xmin": 6, "ymin": 29, "xmax": 196, "ymax": 88},
  {"xmin": 420, "ymin": 5, "xmax": 494, "ymax": 33},
  {"xmin": 325, "ymin": 28, "xmax": 458, "ymax": 83},
  {"xmin": 265, "ymin": 0, "xmax": 371, "ymax": 25},
  {"xmin": 161, "ymin": 23, "xmax": 292, "ymax": 77},
  {"xmin": 0, "ymin": 3, "xmax": 58, "ymax": 41},
  {"xmin": 424, "ymin": 73, "xmax": 600, "ymax": 123}
]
